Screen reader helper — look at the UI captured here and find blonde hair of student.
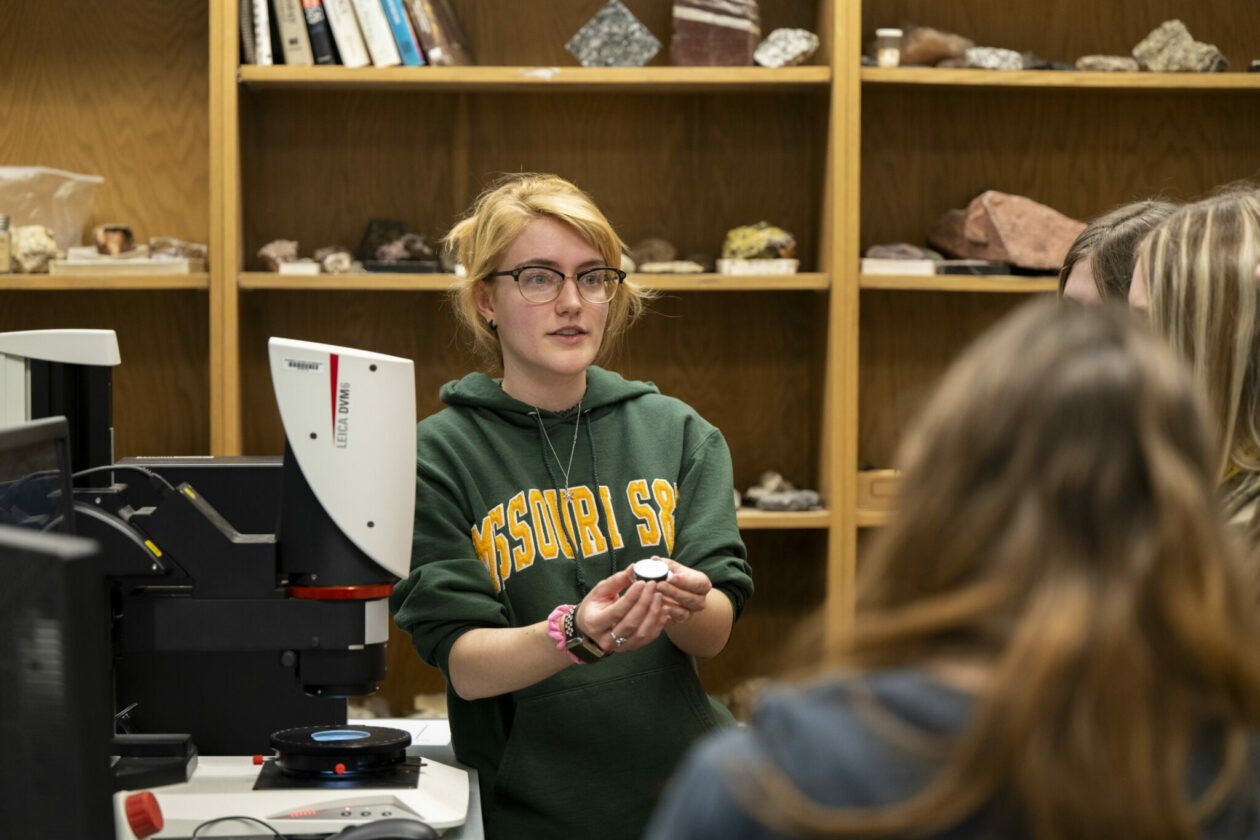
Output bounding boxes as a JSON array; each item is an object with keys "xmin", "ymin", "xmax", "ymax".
[
  {"xmin": 731, "ymin": 301, "xmax": 1260, "ymax": 839},
  {"xmin": 1136, "ymin": 189, "xmax": 1260, "ymax": 520},
  {"xmin": 445, "ymin": 173, "xmax": 652, "ymax": 370},
  {"xmin": 1057, "ymin": 199, "xmax": 1178, "ymax": 302}
]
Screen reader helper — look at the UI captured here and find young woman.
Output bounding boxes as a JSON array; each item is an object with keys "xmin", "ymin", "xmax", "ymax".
[
  {"xmin": 1058, "ymin": 199, "xmax": 1177, "ymax": 305},
  {"xmin": 646, "ymin": 300, "xmax": 1260, "ymax": 840},
  {"xmin": 389, "ymin": 173, "xmax": 753, "ymax": 840},
  {"xmin": 1130, "ymin": 189, "xmax": 1260, "ymax": 531}
]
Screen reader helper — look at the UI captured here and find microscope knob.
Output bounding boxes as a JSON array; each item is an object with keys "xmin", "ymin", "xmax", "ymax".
[{"xmin": 124, "ymin": 791, "xmax": 164, "ymax": 838}]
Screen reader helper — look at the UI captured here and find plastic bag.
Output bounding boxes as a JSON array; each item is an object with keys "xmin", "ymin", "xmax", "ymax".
[{"xmin": 0, "ymin": 166, "xmax": 104, "ymax": 250}]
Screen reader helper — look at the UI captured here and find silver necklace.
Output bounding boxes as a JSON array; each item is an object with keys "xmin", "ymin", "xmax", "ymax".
[{"xmin": 538, "ymin": 400, "xmax": 582, "ymax": 503}]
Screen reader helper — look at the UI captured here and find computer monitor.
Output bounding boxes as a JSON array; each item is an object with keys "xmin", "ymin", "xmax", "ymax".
[
  {"xmin": 0, "ymin": 415, "xmax": 77, "ymax": 533},
  {"xmin": 0, "ymin": 524, "xmax": 113, "ymax": 839}
]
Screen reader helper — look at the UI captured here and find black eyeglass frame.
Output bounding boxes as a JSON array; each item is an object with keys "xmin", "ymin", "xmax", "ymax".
[{"xmin": 485, "ymin": 264, "xmax": 627, "ymax": 304}]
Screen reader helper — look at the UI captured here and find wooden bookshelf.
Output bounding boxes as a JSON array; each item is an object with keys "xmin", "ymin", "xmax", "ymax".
[
  {"xmin": 0, "ymin": 273, "xmax": 210, "ymax": 291},
  {"xmin": 861, "ymin": 67, "xmax": 1260, "ymax": 90},
  {"xmin": 239, "ymin": 271, "xmax": 830, "ymax": 292},
  {"xmin": 859, "ymin": 273, "xmax": 1057, "ymax": 293}
]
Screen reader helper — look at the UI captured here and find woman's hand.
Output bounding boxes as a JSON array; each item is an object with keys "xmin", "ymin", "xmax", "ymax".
[
  {"xmin": 656, "ymin": 558, "xmax": 712, "ymax": 624},
  {"xmin": 575, "ymin": 565, "xmax": 669, "ymax": 653}
]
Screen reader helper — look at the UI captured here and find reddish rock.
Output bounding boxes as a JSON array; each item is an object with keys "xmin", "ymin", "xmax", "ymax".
[
  {"xmin": 926, "ymin": 191, "xmax": 1085, "ymax": 272},
  {"xmin": 670, "ymin": 0, "xmax": 760, "ymax": 66}
]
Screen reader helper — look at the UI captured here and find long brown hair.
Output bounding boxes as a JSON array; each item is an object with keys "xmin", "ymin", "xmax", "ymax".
[
  {"xmin": 734, "ymin": 300, "xmax": 1260, "ymax": 839},
  {"xmin": 1057, "ymin": 199, "xmax": 1178, "ymax": 301}
]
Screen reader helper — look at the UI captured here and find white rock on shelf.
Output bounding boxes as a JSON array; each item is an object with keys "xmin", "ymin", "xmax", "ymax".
[
  {"xmin": 754, "ymin": 28, "xmax": 820, "ymax": 68},
  {"xmin": 14, "ymin": 225, "xmax": 57, "ymax": 273}
]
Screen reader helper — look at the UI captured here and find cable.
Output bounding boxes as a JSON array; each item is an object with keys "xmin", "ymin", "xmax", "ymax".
[
  {"xmin": 190, "ymin": 815, "xmax": 286, "ymax": 838},
  {"xmin": 72, "ymin": 463, "xmax": 177, "ymax": 494}
]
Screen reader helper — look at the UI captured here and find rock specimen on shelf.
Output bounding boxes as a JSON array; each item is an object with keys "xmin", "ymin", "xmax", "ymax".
[
  {"xmin": 753, "ymin": 28, "xmax": 819, "ymax": 68},
  {"xmin": 629, "ymin": 236, "xmax": 677, "ymax": 266},
  {"xmin": 376, "ymin": 232, "xmax": 435, "ymax": 262},
  {"xmin": 900, "ymin": 25, "xmax": 973, "ymax": 67},
  {"xmin": 683, "ymin": 252, "xmax": 715, "ymax": 271},
  {"xmin": 742, "ymin": 470, "xmax": 822, "ymax": 511},
  {"xmin": 864, "ymin": 242, "xmax": 942, "ymax": 260},
  {"xmin": 670, "ymin": 0, "xmax": 760, "ymax": 67},
  {"xmin": 356, "ymin": 219, "xmax": 408, "ymax": 262},
  {"xmin": 314, "ymin": 245, "xmax": 354, "ymax": 274},
  {"xmin": 722, "ymin": 222, "xmax": 796, "ymax": 259},
  {"xmin": 1075, "ymin": 55, "xmax": 1139, "ymax": 72},
  {"xmin": 964, "ymin": 46, "xmax": 1022, "ymax": 70},
  {"xmin": 1133, "ymin": 19, "xmax": 1227, "ymax": 72},
  {"xmin": 638, "ymin": 260, "xmax": 705, "ymax": 273},
  {"xmin": 93, "ymin": 223, "xmax": 135, "ymax": 255},
  {"xmin": 13, "ymin": 225, "xmax": 57, "ymax": 273},
  {"xmin": 927, "ymin": 191, "xmax": 1085, "ymax": 273},
  {"xmin": 1022, "ymin": 53, "xmax": 1075, "ymax": 71},
  {"xmin": 150, "ymin": 236, "xmax": 208, "ymax": 262},
  {"xmin": 1250, "ymin": 60, "xmax": 1260, "ymax": 72},
  {"xmin": 565, "ymin": 0, "xmax": 661, "ymax": 67},
  {"xmin": 258, "ymin": 239, "xmax": 298, "ymax": 271}
]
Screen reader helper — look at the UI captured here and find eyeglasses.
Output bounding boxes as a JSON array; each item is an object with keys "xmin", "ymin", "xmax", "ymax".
[{"xmin": 485, "ymin": 265, "xmax": 626, "ymax": 304}]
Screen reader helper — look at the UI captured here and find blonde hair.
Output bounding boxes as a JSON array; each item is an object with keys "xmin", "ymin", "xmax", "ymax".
[
  {"xmin": 1137, "ymin": 188, "xmax": 1260, "ymax": 519},
  {"xmin": 731, "ymin": 300, "xmax": 1260, "ymax": 839},
  {"xmin": 1058, "ymin": 199, "xmax": 1178, "ymax": 301},
  {"xmin": 444, "ymin": 173, "xmax": 653, "ymax": 370}
]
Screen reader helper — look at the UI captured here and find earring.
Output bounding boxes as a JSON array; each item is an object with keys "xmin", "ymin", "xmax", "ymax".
[{"xmin": 488, "ymin": 319, "xmax": 497, "ymax": 330}]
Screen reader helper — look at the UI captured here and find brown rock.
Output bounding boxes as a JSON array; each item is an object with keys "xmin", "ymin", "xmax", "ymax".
[
  {"xmin": 94, "ymin": 223, "xmax": 135, "ymax": 255},
  {"xmin": 900, "ymin": 26, "xmax": 973, "ymax": 67},
  {"xmin": 670, "ymin": 0, "xmax": 761, "ymax": 66},
  {"xmin": 258, "ymin": 239, "xmax": 299, "ymax": 271},
  {"xmin": 629, "ymin": 237, "xmax": 677, "ymax": 266},
  {"xmin": 926, "ymin": 191, "xmax": 1085, "ymax": 272}
]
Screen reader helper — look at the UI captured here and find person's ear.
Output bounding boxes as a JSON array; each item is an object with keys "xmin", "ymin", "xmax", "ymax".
[{"xmin": 474, "ymin": 280, "xmax": 496, "ymax": 325}]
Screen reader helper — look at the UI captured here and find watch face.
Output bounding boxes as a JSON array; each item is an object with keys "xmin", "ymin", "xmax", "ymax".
[{"xmin": 565, "ymin": 636, "xmax": 604, "ymax": 663}]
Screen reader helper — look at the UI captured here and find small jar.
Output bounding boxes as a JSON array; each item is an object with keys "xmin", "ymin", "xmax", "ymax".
[
  {"xmin": 875, "ymin": 28, "xmax": 903, "ymax": 68},
  {"xmin": 632, "ymin": 558, "xmax": 670, "ymax": 583},
  {"xmin": 0, "ymin": 214, "xmax": 11, "ymax": 275}
]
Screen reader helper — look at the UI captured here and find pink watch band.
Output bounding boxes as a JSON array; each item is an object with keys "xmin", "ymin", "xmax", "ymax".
[{"xmin": 548, "ymin": 604, "xmax": 582, "ymax": 664}]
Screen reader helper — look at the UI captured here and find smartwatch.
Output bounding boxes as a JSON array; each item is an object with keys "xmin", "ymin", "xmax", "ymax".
[{"xmin": 563, "ymin": 606, "xmax": 610, "ymax": 664}]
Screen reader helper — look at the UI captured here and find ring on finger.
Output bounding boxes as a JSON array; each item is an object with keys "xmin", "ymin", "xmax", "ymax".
[{"xmin": 610, "ymin": 630, "xmax": 629, "ymax": 647}]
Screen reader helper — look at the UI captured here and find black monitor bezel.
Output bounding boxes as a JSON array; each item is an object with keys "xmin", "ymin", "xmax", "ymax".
[{"xmin": 0, "ymin": 415, "xmax": 76, "ymax": 534}]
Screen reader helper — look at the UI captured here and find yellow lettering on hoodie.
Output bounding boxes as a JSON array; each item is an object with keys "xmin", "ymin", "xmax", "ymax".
[
  {"xmin": 470, "ymin": 505, "xmax": 505, "ymax": 592},
  {"xmin": 599, "ymin": 485, "xmax": 624, "ymax": 549},
  {"xmin": 571, "ymin": 486, "xmax": 608, "ymax": 556},
  {"xmin": 506, "ymin": 491, "xmax": 535, "ymax": 573},
  {"xmin": 529, "ymin": 488, "xmax": 561, "ymax": 560},
  {"xmin": 544, "ymin": 489, "xmax": 576, "ymax": 558},
  {"xmin": 627, "ymin": 479, "xmax": 662, "ymax": 547},
  {"xmin": 653, "ymin": 479, "xmax": 678, "ymax": 555}
]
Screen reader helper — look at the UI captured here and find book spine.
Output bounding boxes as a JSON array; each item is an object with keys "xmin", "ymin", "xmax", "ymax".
[
  {"xmin": 252, "ymin": 0, "xmax": 274, "ymax": 65},
  {"xmin": 273, "ymin": 0, "xmax": 315, "ymax": 65},
  {"xmin": 322, "ymin": 0, "xmax": 371, "ymax": 68},
  {"xmin": 379, "ymin": 0, "xmax": 425, "ymax": 66},
  {"xmin": 300, "ymin": 0, "xmax": 338, "ymax": 64},
  {"xmin": 350, "ymin": 0, "xmax": 402, "ymax": 67},
  {"xmin": 239, "ymin": 0, "xmax": 257, "ymax": 64}
]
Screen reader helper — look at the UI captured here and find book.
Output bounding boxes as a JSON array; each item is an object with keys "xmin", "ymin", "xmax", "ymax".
[
  {"xmin": 272, "ymin": 0, "xmax": 314, "ymax": 65},
  {"xmin": 350, "ymin": 0, "xmax": 401, "ymax": 67},
  {"xmin": 240, "ymin": 0, "xmax": 257, "ymax": 64},
  {"xmin": 403, "ymin": 0, "xmax": 472, "ymax": 66},
  {"xmin": 323, "ymin": 0, "xmax": 371, "ymax": 68},
  {"xmin": 859, "ymin": 257, "xmax": 937, "ymax": 276},
  {"xmin": 379, "ymin": 0, "xmax": 425, "ymax": 66},
  {"xmin": 300, "ymin": 0, "xmax": 338, "ymax": 64},
  {"xmin": 252, "ymin": 0, "xmax": 274, "ymax": 65}
]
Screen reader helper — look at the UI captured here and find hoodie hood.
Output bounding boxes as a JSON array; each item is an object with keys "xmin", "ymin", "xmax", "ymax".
[{"xmin": 439, "ymin": 365, "xmax": 659, "ymax": 427}]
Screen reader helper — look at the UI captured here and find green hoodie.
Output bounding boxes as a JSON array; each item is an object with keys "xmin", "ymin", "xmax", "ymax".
[{"xmin": 390, "ymin": 366, "xmax": 753, "ymax": 840}]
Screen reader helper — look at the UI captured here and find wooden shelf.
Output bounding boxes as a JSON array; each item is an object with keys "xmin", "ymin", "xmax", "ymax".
[
  {"xmin": 0, "ymin": 273, "xmax": 210, "ymax": 291},
  {"xmin": 856, "ymin": 508, "xmax": 892, "ymax": 528},
  {"xmin": 737, "ymin": 508, "xmax": 831, "ymax": 530},
  {"xmin": 239, "ymin": 272, "xmax": 830, "ymax": 292},
  {"xmin": 859, "ymin": 274, "xmax": 1058, "ymax": 293},
  {"xmin": 861, "ymin": 67, "xmax": 1260, "ymax": 91},
  {"xmin": 240, "ymin": 65, "xmax": 832, "ymax": 93}
]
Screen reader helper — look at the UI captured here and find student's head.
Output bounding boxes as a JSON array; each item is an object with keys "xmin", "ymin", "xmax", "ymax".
[
  {"xmin": 1132, "ymin": 189, "xmax": 1260, "ymax": 495},
  {"xmin": 445, "ymin": 173, "xmax": 651, "ymax": 371},
  {"xmin": 1058, "ymin": 199, "xmax": 1178, "ymax": 304},
  {"xmin": 806, "ymin": 299, "xmax": 1260, "ymax": 838}
]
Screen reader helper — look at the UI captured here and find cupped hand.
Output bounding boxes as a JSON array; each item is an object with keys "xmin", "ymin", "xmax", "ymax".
[
  {"xmin": 656, "ymin": 558, "xmax": 712, "ymax": 624},
  {"xmin": 574, "ymin": 565, "xmax": 669, "ymax": 653}
]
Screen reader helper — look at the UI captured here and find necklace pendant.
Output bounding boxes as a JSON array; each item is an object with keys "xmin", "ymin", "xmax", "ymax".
[{"xmin": 561, "ymin": 488, "xmax": 573, "ymax": 503}]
